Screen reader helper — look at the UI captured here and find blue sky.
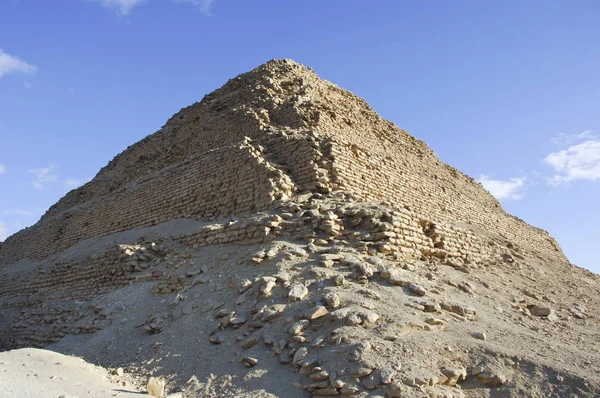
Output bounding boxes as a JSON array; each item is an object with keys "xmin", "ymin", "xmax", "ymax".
[{"xmin": 1, "ymin": 1, "xmax": 599, "ymax": 273}]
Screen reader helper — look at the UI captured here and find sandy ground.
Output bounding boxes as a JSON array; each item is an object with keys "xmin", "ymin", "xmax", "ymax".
[{"xmin": 0, "ymin": 348, "xmax": 142, "ymax": 398}]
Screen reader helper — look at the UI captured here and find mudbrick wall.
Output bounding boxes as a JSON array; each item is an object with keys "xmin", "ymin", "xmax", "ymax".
[
  {"xmin": 327, "ymin": 137, "xmax": 565, "ymax": 262},
  {"xmin": 0, "ymin": 127, "xmax": 564, "ymax": 267},
  {"xmin": 0, "ymin": 195, "xmax": 507, "ymax": 348},
  {"xmin": 0, "ymin": 245, "xmax": 134, "ymax": 348},
  {"xmin": 0, "ymin": 138, "xmax": 300, "ymax": 265}
]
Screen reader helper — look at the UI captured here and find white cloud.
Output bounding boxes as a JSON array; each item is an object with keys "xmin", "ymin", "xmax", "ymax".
[
  {"xmin": 544, "ymin": 139, "xmax": 600, "ymax": 185},
  {"xmin": 26, "ymin": 164, "xmax": 83, "ymax": 191},
  {"xmin": 478, "ymin": 175, "xmax": 526, "ymax": 201},
  {"xmin": 0, "ymin": 164, "xmax": 6, "ymax": 175},
  {"xmin": 28, "ymin": 164, "xmax": 59, "ymax": 190},
  {"xmin": 0, "ymin": 49, "xmax": 36, "ymax": 78},
  {"xmin": 1, "ymin": 209, "xmax": 35, "ymax": 216},
  {"xmin": 174, "ymin": 0, "xmax": 214, "ymax": 14},
  {"xmin": 93, "ymin": 0, "xmax": 214, "ymax": 15},
  {"xmin": 95, "ymin": 0, "xmax": 146, "ymax": 15},
  {"xmin": 0, "ymin": 222, "xmax": 8, "ymax": 242},
  {"xmin": 551, "ymin": 130, "xmax": 596, "ymax": 146}
]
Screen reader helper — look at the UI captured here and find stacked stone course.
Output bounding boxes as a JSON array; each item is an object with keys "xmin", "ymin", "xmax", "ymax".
[
  {"xmin": 0, "ymin": 138, "xmax": 301, "ymax": 265},
  {"xmin": 327, "ymin": 138, "xmax": 563, "ymax": 261},
  {"xmin": 0, "ymin": 59, "xmax": 566, "ymax": 269}
]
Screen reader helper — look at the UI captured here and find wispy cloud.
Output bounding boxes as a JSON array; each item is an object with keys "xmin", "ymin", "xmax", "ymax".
[
  {"xmin": 550, "ymin": 130, "xmax": 595, "ymax": 147},
  {"xmin": 478, "ymin": 175, "xmax": 526, "ymax": 201},
  {"xmin": 174, "ymin": 0, "xmax": 214, "ymax": 14},
  {"xmin": 92, "ymin": 0, "xmax": 215, "ymax": 15},
  {"xmin": 0, "ymin": 49, "xmax": 36, "ymax": 78},
  {"xmin": 0, "ymin": 222, "xmax": 8, "ymax": 242},
  {"xmin": 544, "ymin": 138, "xmax": 600, "ymax": 186},
  {"xmin": 94, "ymin": 0, "xmax": 146, "ymax": 15},
  {"xmin": 0, "ymin": 164, "xmax": 6, "ymax": 175},
  {"xmin": 28, "ymin": 164, "xmax": 59, "ymax": 190},
  {"xmin": 27, "ymin": 164, "xmax": 82, "ymax": 191},
  {"xmin": 1, "ymin": 209, "xmax": 35, "ymax": 216}
]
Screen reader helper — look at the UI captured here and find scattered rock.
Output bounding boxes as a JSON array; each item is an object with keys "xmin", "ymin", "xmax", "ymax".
[
  {"xmin": 289, "ymin": 320, "xmax": 310, "ymax": 335},
  {"xmin": 346, "ymin": 313, "xmax": 363, "ymax": 326},
  {"xmin": 293, "ymin": 347, "xmax": 308, "ymax": 364},
  {"xmin": 380, "ymin": 369, "xmax": 395, "ymax": 384},
  {"xmin": 289, "ymin": 284, "xmax": 309, "ymax": 302},
  {"xmin": 324, "ymin": 293, "xmax": 341, "ymax": 309},
  {"xmin": 408, "ymin": 283, "xmax": 427, "ymax": 296},
  {"xmin": 310, "ymin": 370, "xmax": 329, "ymax": 381},
  {"xmin": 333, "ymin": 274, "xmax": 345, "ymax": 286},
  {"xmin": 261, "ymin": 304, "xmax": 286, "ymax": 322},
  {"xmin": 362, "ymin": 373, "xmax": 380, "ymax": 390},
  {"xmin": 304, "ymin": 306, "xmax": 329, "ymax": 320},
  {"xmin": 422, "ymin": 302, "xmax": 441, "ymax": 312},
  {"xmin": 528, "ymin": 305, "xmax": 553, "ymax": 317},
  {"xmin": 312, "ymin": 387, "xmax": 339, "ymax": 396},
  {"xmin": 441, "ymin": 302, "xmax": 477, "ymax": 320},
  {"xmin": 240, "ymin": 336, "xmax": 260, "ymax": 349},
  {"xmin": 425, "ymin": 317, "xmax": 445, "ymax": 326},
  {"xmin": 477, "ymin": 371, "xmax": 508, "ymax": 387},
  {"xmin": 340, "ymin": 384, "xmax": 360, "ymax": 396},
  {"xmin": 350, "ymin": 366, "xmax": 372, "ymax": 378},
  {"xmin": 209, "ymin": 335, "xmax": 224, "ymax": 344},
  {"xmin": 111, "ymin": 367, "xmax": 124, "ymax": 377},
  {"xmin": 147, "ymin": 377, "xmax": 166, "ymax": 398},
  {"xmin": 359, "ymin": 310, "xmax": 380, "ymax": 324},
  {"xmin": 440, "ymin": 367, "xmax": 466, "ymax": 386},
  {"xmin": 241, "ymin": 356, "xmax": 258, "ymax": 368}
]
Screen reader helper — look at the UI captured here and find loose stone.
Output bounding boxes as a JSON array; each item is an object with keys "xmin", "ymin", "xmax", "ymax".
[
  {"xmin": 305, "ymin": 306, "xmax": 329, "ymax": 320},
  {"xmin": 289, "ymin": 284, "xmax": 309, "ymax": 302}
]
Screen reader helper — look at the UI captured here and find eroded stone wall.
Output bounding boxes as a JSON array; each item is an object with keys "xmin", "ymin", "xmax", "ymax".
[
  {"xmin": 0, "ymin": 59, "xmax": 567, "ymax": 269},
  {"xmin": 327, "ymin": 138, "xmax": 565, "ymax": 261},
  {"xmin": 0, "ymin": 138, "xmax": 301, "ymax": 266}
]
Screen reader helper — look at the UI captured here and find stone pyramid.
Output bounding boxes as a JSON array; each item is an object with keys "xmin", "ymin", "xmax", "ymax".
[{"xmin": 0, "ymin": 59, "xmax": 598, "ymax": 397}]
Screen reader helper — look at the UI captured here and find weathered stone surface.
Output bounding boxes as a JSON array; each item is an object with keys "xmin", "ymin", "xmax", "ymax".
[
  {"xmin": 340, "ymin": 384, "xmax": 360, "ymax": 396},
  {"xmin": 408, "ymin": 283, "xmax": 427, "ymax": 296},
  {"xmin": 289, "ymin": 284, "xmax": 309, "ymax": 302},
  {"xmin": 147, "ymin": 377, "xmax": 165, "ymax": 398},
  {"xmin": 240, "ymin": 336, "xmax": 260, "ymax": 349},
  {"xmin": 304, "ymin": 306, "xmax": 329, "ymax": 320},
  {"xmin": 425, "ymin": 317, "xmax": 445, "ymax": 326},
  {"xmin": 293, "ymin": 347, "xmax": 308, "ymax": 364},
  {"xmin": 528, "ymin": 305, "xmax": 553, "ymax": 317},
  {"xmin": 380, "ymin": 369, "xmax": 395, "ymax": 384},
  {"xmin": 477, "ymin": 371, "xmax": 508, "ymax": 387},
  {"xmin": 289, "ymin": 319, "xmax": 310, "ymax": 335},
  {"xmin": 324, "ymin": 293, "xmax": 341, "ymax": 309},
  {"xmin": 312, "ymin": 387, "xmax": 339, "ymax": 396},
  {"xmin": 241, "ymin": 356, "xmax": 258, "ymax": 368},
  {"xmin": 442, "ymin": 302, "xmax": 477, "ymax": 320}
]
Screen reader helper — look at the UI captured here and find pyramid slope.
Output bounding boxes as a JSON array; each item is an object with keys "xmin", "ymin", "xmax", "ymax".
[
  {"xmin": 44, "ymin": 59, "xmax": 422, "ymax": 218},
  {"xmin": 0, "ymin": 59, "xmax": 565, "ymax": 267}
]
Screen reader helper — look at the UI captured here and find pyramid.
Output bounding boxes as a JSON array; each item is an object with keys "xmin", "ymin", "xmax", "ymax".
[{"xmin": 0, "ymin": 60, "xmax": 598, "ymax": 397}]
